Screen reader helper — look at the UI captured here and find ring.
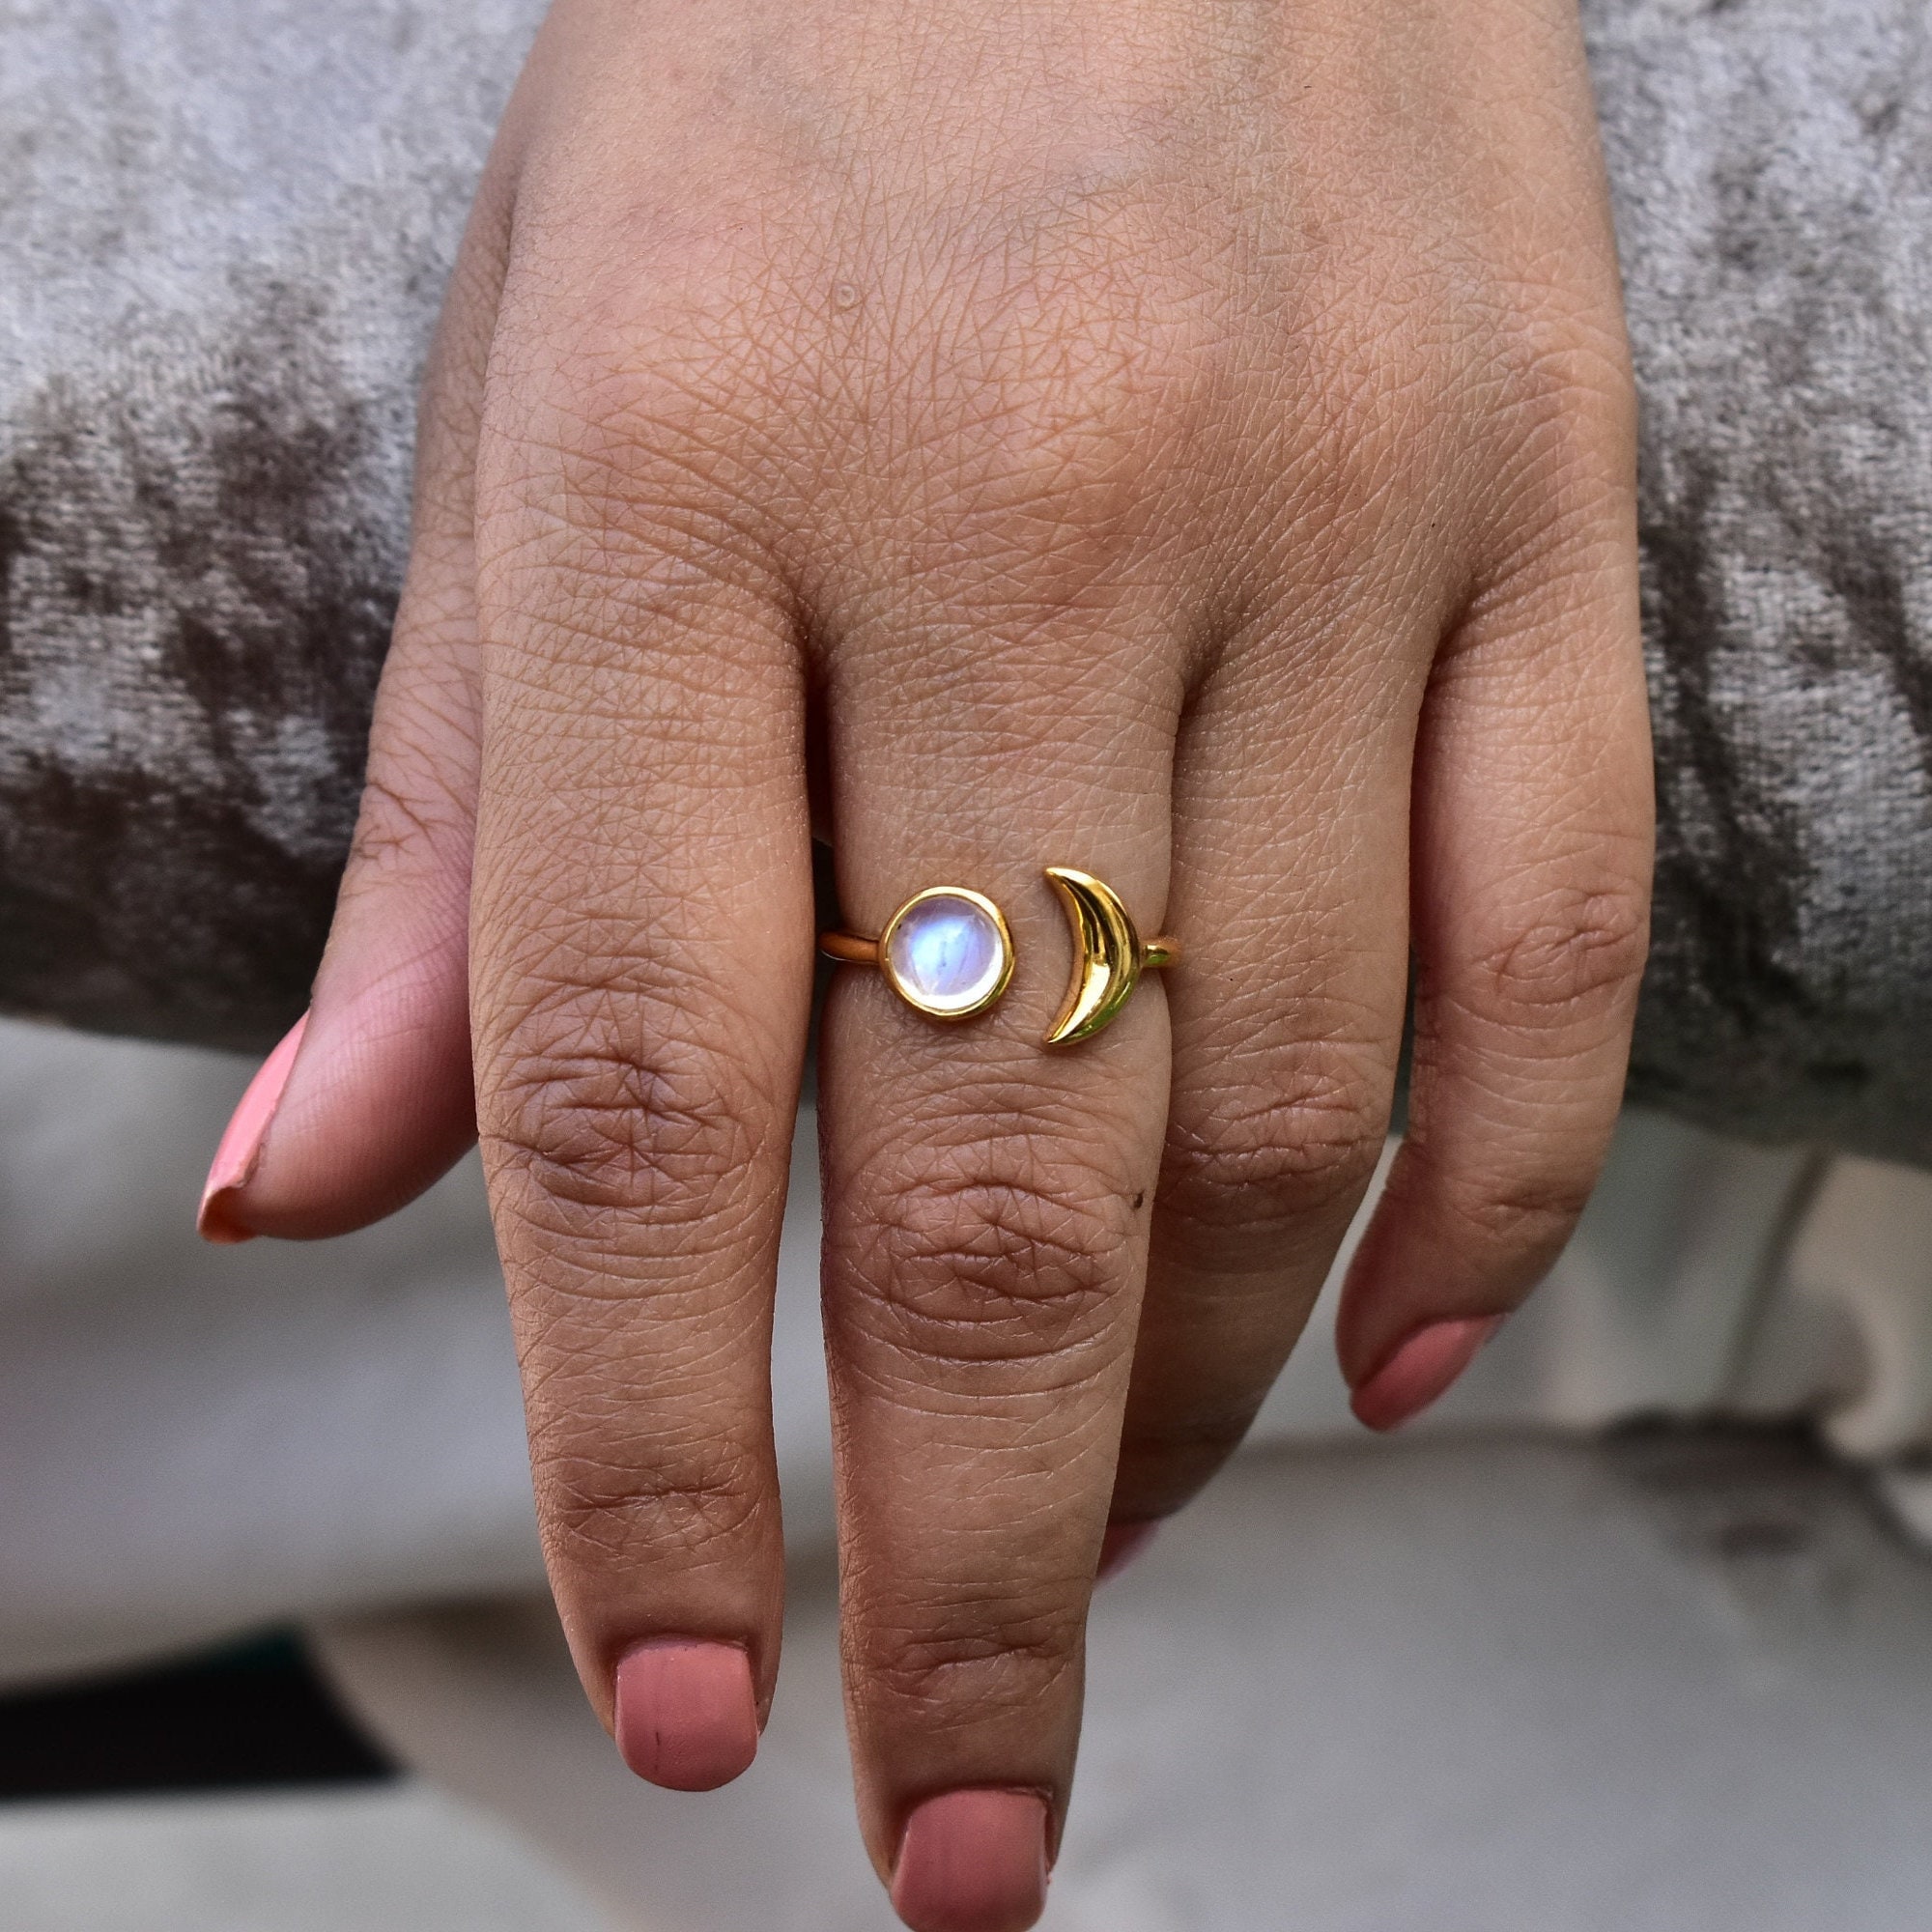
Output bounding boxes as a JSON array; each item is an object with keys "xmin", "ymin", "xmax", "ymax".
[{"xmin": 819, "ymin": 867, "xmax": 1180, "ymax": 1045}]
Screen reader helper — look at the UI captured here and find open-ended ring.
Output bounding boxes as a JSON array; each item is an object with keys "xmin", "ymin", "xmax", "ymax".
[{"xmin": 818, "ymin": 867, "xmax": 1180, "ymax": 1045}]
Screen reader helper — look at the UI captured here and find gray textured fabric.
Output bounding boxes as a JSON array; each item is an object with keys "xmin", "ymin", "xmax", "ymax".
[
  {"xmin": 0, "ymin": 0, "xmax": 533, "ymax": 1047},
  {"xmin": 2, "ymin": 0, "xmax": 1929, "ymax": 1158},
  {"xmin": 1595, "ymin": 0, "xmax": 1932, "ymax": 1159}
]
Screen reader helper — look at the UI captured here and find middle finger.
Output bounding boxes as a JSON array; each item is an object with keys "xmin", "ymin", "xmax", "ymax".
[{"xmin": 817, "ymin": 495, "xmax": 1185, "ymax": 1923}]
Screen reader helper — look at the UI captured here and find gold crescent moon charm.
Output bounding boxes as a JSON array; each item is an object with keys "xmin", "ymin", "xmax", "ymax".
[{"xmin": 1043, "ymin": 867, "xmax": 1151, "ymax": 1046}]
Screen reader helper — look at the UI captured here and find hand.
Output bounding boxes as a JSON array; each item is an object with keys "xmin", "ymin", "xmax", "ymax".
[{"xmin": 202, "ymin": 0, "xmax": 1649, "ymax": 1923}]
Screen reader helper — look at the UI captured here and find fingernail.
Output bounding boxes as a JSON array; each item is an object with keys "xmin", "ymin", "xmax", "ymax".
[
  {"xmin": 1096, "ymin": 1521, "xmax": 1158, "ymax": 1582},
  {"xmin": 892, "ymin": 1789, "xmax": 1049, "ymax": 1932},
  {"xmin": 1350, "ymin": 1314, "xmax": 1501, "ymax": 1432},
  {"xmin": 197, "ymin": 1012, "xmax": 309, "ymax": 1244},
  {"xmin": 614, "ymin": 1639, "xmax": 759, "ymax": 1791}
]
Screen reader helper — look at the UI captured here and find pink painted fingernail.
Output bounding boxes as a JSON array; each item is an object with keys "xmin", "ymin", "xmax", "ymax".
[
  {"xmin": 892, "ymin": 1789, "xmax": 1049, "ymax": 1932},
  {"xmin": 1096, "ymin": 1521, "xmax": 1158, "ymax": 1582},
  {"xmin": 1350, "ymin": 1314, "xmax": 1501, "ymax": 1432},
  {"xmin": 614, "ymin": 1639, "xmax": 758, "ymax": 1791},
  {"xmin": 197, "ymin": 1012, "xmax": 309, "ymax": 1244}
]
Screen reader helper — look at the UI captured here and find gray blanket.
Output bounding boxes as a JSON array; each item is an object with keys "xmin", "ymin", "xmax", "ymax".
[{"xmin": 3, "ymin": 0, "xmax": 1929, "ymax": 1163}]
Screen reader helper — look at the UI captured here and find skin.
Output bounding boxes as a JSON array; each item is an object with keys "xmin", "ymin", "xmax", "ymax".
[{"xmin": 215, "ymin": 0, "xmax": 1651, "ymax": 1916}]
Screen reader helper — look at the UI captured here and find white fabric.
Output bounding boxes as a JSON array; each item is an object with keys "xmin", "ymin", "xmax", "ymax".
[{"xmin": 313, "ymin": 1433, "xmax": 1932, "ymax": 1932}]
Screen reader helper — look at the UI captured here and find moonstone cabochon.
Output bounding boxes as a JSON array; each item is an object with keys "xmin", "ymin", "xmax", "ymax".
[{"xmin": 880, "ymin": 890, "xmax": 1014, "ymax": 1020}]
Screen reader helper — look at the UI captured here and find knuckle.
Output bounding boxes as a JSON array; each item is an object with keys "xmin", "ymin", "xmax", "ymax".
[
  {"xmin": 866, "ymin": 1603, "xmax": 1080, "ymax": 1719},
  {"xmin": 523, "ymin": 290, "xmax": 737, "ymax": 431},
  {"xmin": 956, "ymin": 310, "xmax": 1214, "ymax": 509},
  {"xmin": 498, "ymin": 319, "xmax": 781, "ymax": 556},
  {"xmin": 853, "ymin": 1141, "xmax": 1135, "ymax": 1363},
  {"xmin": 1159, "ymin": 1052, "xmax": 1386, "ymax": 1245},
  {"xmin": 345, "ymin": 772, "xmax": 458, "ymax": 880},
  {"xmin": 537, "ymin": 1442, "xmax": 764, "ymax": 1568},
  {"xmin": 1411, "ymin": 1156, "xmax": 1598, "ymax": 1260},
  {"xmin": 1468, "ymin": 302, "xmax": 1635, "ymax": 554},
  {"xmin": 901, "ymin": 221, "xmax": 1230, "ymax": 551},
  {"xmin": 486, "ymin": 993, "xmax": 768, "ymax": 1238},
  {"xmin": 1469, "ymin": 880, "xmax": 1649, "ymax": 1020},
  {"xmin": 1489, "ymin": 294, "xmax": 1634, "ymax": 446}
]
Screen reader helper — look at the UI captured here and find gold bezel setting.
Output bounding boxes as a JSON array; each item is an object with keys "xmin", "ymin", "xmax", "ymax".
[{"xmin": 876, "ymin": 887, "xmax": 1015, "ymax": 1022}]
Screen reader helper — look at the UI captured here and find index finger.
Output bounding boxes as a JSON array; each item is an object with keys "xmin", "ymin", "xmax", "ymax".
[{"xmin": 468, "ymin": 329, "xmax": 814, "ymax": 1788}]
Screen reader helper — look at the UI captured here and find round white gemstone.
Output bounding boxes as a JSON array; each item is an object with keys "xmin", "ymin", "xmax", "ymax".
[{"xmin": 886, "ymin": 894, "xmax": 1007, "ymax": 1016}]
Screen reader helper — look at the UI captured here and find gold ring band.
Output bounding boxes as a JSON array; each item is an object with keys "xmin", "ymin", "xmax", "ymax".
[{"xmin": 819, "ymin": 867, "xmax": 1178, "ymax": 1045}]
